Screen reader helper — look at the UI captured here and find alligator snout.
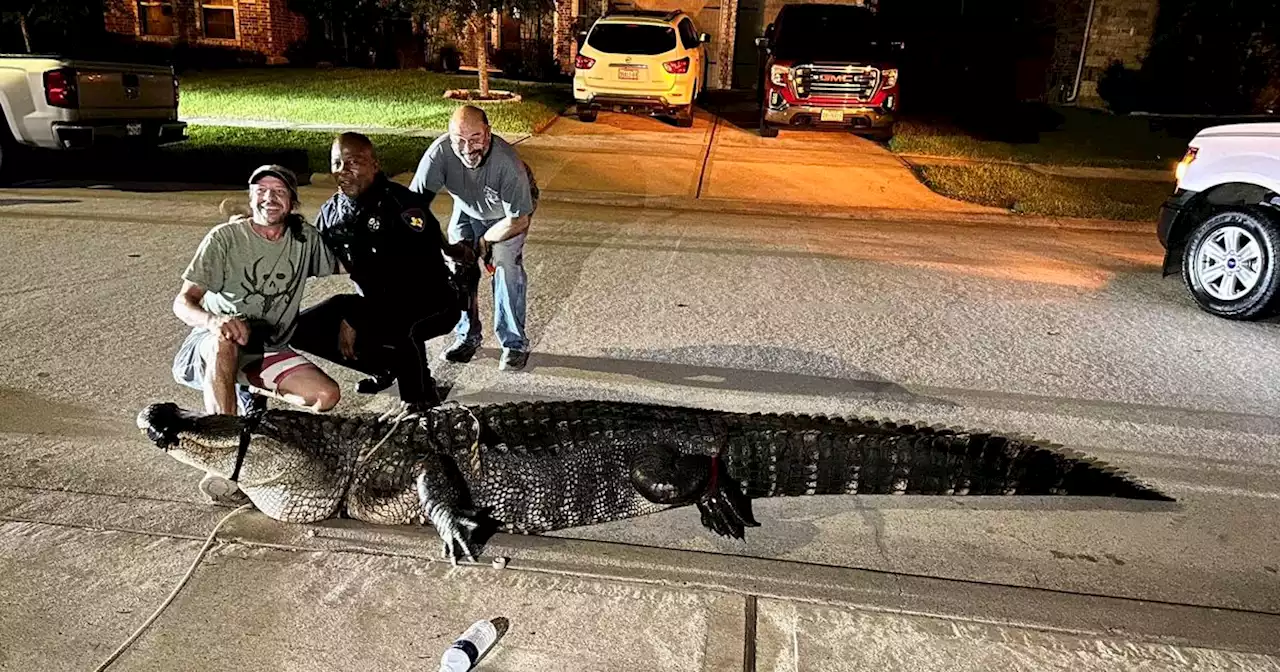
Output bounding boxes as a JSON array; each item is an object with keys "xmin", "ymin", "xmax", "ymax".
[{"xmin": 136, "ymin": 402, "xmax": 190, "ymax": 449}]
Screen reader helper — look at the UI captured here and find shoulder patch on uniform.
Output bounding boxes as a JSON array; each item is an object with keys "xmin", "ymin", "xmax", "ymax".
[{"xmin": 402, "ymin": 207, "xmax": 427, "ymax": 232}]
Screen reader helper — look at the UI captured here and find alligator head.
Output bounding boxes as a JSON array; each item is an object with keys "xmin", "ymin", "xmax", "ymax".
[{"xmin": 136, "ymin": 402, "xmax": 244, "ymax": 478}]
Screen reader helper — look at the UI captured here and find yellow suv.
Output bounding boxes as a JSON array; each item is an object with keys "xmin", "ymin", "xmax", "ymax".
[{"xmin": 573, "ymin": 9, "xmax": 710, "ymax": 127}]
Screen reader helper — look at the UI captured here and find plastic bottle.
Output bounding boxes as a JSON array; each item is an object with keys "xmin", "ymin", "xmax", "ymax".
[{"xmin": 439, "ymin": 619, "xmax": 499, "ymax": 672}]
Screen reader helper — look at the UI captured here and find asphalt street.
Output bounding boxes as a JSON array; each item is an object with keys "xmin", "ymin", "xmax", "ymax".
[{"xmin": 1, "ymin": 183, "xmax": 1278, "ymax": 671}]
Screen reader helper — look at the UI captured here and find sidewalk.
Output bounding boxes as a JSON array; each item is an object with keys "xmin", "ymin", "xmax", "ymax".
[{"xmin": 5, "ymin": 483, "xmax": 1279, "ymax": 671}]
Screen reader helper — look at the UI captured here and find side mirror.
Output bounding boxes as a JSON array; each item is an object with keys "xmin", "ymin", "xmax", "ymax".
[
  {"xmin": 699, "ymin": 32, "xmax": 710, "ymax": 43},
  {"xmin": 754, "ymin": 36, "xmax": 769, "ymax": 49}
]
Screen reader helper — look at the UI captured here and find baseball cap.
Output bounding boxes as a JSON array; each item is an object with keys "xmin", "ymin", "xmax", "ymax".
[{"xmin": 248, "ymin": 164, "xmax": 299, "ymax": 202}]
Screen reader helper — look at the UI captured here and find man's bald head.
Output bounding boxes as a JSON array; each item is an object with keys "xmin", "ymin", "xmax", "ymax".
[
  {"xmin": 331, "ymin": 131, "xmax": 380, "ymax": 198},
  {"xmin": 448, "ymin": 105, "xmax": 492, "ymax": 169},
  {"xmin": 450, "ymin": 105, "xmax": 489, "ymax": 131}
]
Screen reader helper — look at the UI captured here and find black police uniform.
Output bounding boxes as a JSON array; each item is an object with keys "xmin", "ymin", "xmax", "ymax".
[{"xmin": 290, "ymin": 173, "xmax": 464, "ymax": 405}]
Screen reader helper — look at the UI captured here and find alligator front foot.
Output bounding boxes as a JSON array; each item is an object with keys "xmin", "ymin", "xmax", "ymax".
[
  {"xmin": 696, "ymin": 456, "xmax": 759, "ymax": 539},
  {"xmin": 429, "ymin": 505, "xmax": 482, "ymax": 564},
  {"xmin": 415, "ymin": 466, "xmax": 480, "ymax": 564}
]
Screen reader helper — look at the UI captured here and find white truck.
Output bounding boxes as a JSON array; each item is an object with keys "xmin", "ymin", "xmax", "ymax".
[
  {"xmin": 0, "ymin": 54, "xmax": 186, "ymax": 180},
  {"xmin": 1158, "ymin": 122, "xmax": 1280, "ymax": 321}
]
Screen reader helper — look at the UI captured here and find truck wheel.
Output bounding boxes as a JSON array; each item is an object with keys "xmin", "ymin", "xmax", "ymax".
[
  {"xmin": 760, "ymin": 122, "xmax": 779, "ymax": 138},
  {"xmin": 0, "ymin": 124, "xmax": 16, "ymax": 184},
  {"xmin": 1181, "ymin": 205, "xmax": 1280, "ymax": 320},
  {"xmin": 675, "ymin": 105, "xmax": 694, "ymax": 128},
  {"xmin": 579, "ymin": 108, "xmax": 598, "ymax": 123},
  {"xmin": 868, "ymin": 124, "xmax": 894, "ymax": 143}
]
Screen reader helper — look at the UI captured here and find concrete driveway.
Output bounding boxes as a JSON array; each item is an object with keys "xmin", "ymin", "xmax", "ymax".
[{"xmin": 518, "ymin": 100, "xmax": 1000, "ymax": 214}]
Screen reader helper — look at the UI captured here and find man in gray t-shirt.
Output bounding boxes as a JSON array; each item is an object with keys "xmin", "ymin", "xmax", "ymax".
[{"xmin": 410, "ymin": 105, "xmax": 537, "ymax": 372}]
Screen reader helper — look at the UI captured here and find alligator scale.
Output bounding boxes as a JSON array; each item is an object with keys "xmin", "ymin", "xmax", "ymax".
[{"xmin": 137, "ymin": 400, "xmax": 1172, "ymax": 560}]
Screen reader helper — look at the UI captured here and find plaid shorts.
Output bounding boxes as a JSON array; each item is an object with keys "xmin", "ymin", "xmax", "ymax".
[{"xmin": 172, "ymin": 328, "xmax": 317, "ymax": 394}]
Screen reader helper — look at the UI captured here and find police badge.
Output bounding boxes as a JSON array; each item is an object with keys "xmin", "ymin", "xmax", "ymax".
[{"xmin": 402, "ymin": 208, "xmax": 427, "ymax": 232}]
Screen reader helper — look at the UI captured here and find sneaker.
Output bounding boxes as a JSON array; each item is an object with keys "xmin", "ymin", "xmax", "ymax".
[
  {"xmin": 499, "ymin": 348, "xmax": 529, "ymax": 371},
  {"xmin": 236, "ymin": 386, "xmax": 267, "ymax": 416},
  {"xmin": 440, "ymin": 338, "xmax": 481, "ymax": 363},
  {"xmin": 357, "ymin": 372, "xmax": 396, "ymax": 394}
]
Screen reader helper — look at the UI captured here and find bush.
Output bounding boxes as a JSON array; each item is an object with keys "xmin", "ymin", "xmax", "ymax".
[{"xmin": 1097, "ymin": 60, "xmax": 1143, "ymax": 114}]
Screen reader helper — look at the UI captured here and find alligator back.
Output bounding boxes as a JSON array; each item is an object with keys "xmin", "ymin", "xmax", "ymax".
[{"xmin": 439, "ymin": 401, "xmax": 1169, "ymax": 533}]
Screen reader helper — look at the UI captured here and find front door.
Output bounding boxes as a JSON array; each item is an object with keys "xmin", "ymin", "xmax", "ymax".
[{"xmin": 731, "ymin": 0, "xmax": 764, "ymax": 89}]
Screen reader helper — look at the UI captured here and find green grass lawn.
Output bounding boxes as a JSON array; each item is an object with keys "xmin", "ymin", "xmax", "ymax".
[
  {"xmin": 890, "ymin": 107, "xmax": 1191, "ymax": 170},
  {"xmin": 166, "ymin": 126, "xmax": 434, "ymax": 181},
  {"xmin": 913, "ymin": 163, "xmax": 1174, "ymax": 221},
  {"xmin": 178, "ymin": 68, "xmax": 573, "ymax": 134}
]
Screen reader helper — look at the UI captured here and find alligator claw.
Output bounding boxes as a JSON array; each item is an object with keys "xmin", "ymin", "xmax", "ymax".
[
  {"xmin": 695, "ymin": 460, "xmax": 760, "ymax": 540},
  {"xmin": 435, "ymin": 509, "xmax": 481, "ymax": 563}
]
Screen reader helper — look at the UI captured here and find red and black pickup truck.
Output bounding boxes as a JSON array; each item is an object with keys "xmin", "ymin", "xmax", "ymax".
[{"xmin": 754, "ymin": 4, "xmax": 902, "ymax": 139}]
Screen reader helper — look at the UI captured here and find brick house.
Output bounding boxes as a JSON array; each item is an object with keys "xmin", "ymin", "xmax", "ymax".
[
  {"xmin": 1042, "ymin": 0, "xmax": 1159, "ymax": 106},
  {"xmin": 99, "ymin": 0, "xmax": 1159, "ymax": 107},
  {"xmin": 548, "ymin": 0, "xmax": 1160, "ymax": 102},
  {"xmin": 103, "ymin": 0, "xmax": 308, "ymax": 64}
]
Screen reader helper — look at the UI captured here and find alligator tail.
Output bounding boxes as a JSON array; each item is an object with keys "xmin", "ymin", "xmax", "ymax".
[{"xmin": 724, "ymin": 415, "xmax": 1172, "ymax": 502}]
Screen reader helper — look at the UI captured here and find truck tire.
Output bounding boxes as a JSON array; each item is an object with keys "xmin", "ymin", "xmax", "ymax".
[
  {"xmin": 0, "ymin": 123, "xmax": 16, "ymax": 184},
  {"xmin": 675, "ymin": 104, "xmax": 694, "ymax": 128},
  {"xmin": 1181, "ymin": 205, "xmax": 1280, "ymax": 320},
  {"xmin": 579, "ymin": 108, "xmax": 598, "ymax": 123}
]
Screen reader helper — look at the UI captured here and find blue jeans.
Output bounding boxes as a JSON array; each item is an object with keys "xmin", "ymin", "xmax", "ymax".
[{"xmin": 448, "ymin": 210, "xmax": 529, "ymax": 351}]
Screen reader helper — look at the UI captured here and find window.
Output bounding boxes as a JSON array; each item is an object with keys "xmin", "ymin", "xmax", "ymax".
[
  {"xmin": 202, "ymin": 0, "xmax": 237, "ymax": 40},
  {"xmin": 138, "ymin": 0, "xmax": 176, "ymax": 36},
  {"xmin": 586, "ymin": 23, "xmax": 677, "ymax": 55},
  {"xmin": 678, "ymin": 18, "xmax": 699, "ymax": 49}
]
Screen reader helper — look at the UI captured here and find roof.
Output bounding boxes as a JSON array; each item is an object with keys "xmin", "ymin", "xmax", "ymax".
[{"xmin": 599, "ymin": 8, "xmax": 685, "ymax": 23}]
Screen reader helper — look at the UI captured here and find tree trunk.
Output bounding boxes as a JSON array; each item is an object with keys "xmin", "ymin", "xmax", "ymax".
[
  {"xmin": 474, "ymin": 13, "xmax": 490, "ymax": 97},
  {"xmin": 19, "ymin": 12, "xmax": 32, "ymax": 53}
]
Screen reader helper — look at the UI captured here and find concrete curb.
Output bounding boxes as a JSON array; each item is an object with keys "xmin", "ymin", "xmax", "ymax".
[
  {"xmin": 532, "ymin": 190, "xmax": 1156, "ymax": 234},
  {"xmin": 897, "ymin": 152, "xmax": 1174, "ymax": 182}
]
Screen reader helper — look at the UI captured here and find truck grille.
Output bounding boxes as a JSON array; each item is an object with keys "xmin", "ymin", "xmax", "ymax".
[{"xmin": 795, "ymin": 65, "xmax": 880, "ymax": 101}]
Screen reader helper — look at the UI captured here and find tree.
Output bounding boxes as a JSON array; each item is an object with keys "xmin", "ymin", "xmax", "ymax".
[
  {"xmin": 412, "ymin": 0, "xmax": 550, "ymax": 97},
  {"xmin": 2, "ymin": 0, "xmax": 104, "ymax": 54}
]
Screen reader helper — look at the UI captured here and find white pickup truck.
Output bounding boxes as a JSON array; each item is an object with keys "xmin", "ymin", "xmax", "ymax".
[
  {"xmin": 0, "ymin": 54, "xmax": 187, "ymax": 180},
  {"xmin": 1158, "ymin": 122, "xmax": 1280, "ymax": 321}
]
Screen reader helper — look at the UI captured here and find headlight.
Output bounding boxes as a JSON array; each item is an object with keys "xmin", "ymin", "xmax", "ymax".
[
  {"xmin": 1175, "ymin": 146, "xmax": 1198, "ymax": 182},
  {"xmin": 770, "ymin": 65, "xmax": 789, "ymax": 86},
  {"xmin": 881, "ymin": 68, "xmax": 898, "ymax": 89}
]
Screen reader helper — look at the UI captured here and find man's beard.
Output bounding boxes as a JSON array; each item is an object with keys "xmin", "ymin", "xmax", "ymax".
[{"xmin": 454, "ymin": 144, "xmax": 487, "ymax": 169}]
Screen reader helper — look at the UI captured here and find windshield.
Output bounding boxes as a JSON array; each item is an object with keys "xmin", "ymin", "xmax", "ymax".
[
  {"xmin": 773, "ymin": 7, "xmax": 893, "ymax": 62},
  {"xmin": 587, "ymin": 23, "xmax": 678, "ymax": 55}
]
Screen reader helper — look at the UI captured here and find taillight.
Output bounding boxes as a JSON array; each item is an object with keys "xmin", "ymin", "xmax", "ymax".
[
  {"xmin": 44, "ymin": 68, "xmax": 78, "ymax": 108},
  {"xmin": 575, "ymin": 54, "xmax": 596, "ymax": 70},
  {"xmin": 663, "ymin": 57, "xmax": 690, "ymax": 74}
]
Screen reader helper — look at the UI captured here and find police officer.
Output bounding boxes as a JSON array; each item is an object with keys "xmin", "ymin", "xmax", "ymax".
[{"xmin": 290, "ymin": 132, "xmax": 475, "ymax": 412}]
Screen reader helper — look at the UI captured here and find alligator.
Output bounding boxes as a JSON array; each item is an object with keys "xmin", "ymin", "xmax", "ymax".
[{"xmin": 136, "ymin": 400, "xmax": 1172, "ymax": 561}]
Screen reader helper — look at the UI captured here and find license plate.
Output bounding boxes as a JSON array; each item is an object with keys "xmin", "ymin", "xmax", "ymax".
[
  {"xmin": 820, "ymin": 109, "xmax": 844, "ymax": 122},
  {"xmin": 126, "ymin": 123, "xmax": 143, "ymax": 136},
  {"xmin": 618, "ymin": 67, "xmax": 639, "ymax": 81}
]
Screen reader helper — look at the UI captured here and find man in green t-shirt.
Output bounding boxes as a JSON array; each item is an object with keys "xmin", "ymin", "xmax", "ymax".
[{"xmin": 171, "ymin": 165, "xmax": 341, "ymax": 417}]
